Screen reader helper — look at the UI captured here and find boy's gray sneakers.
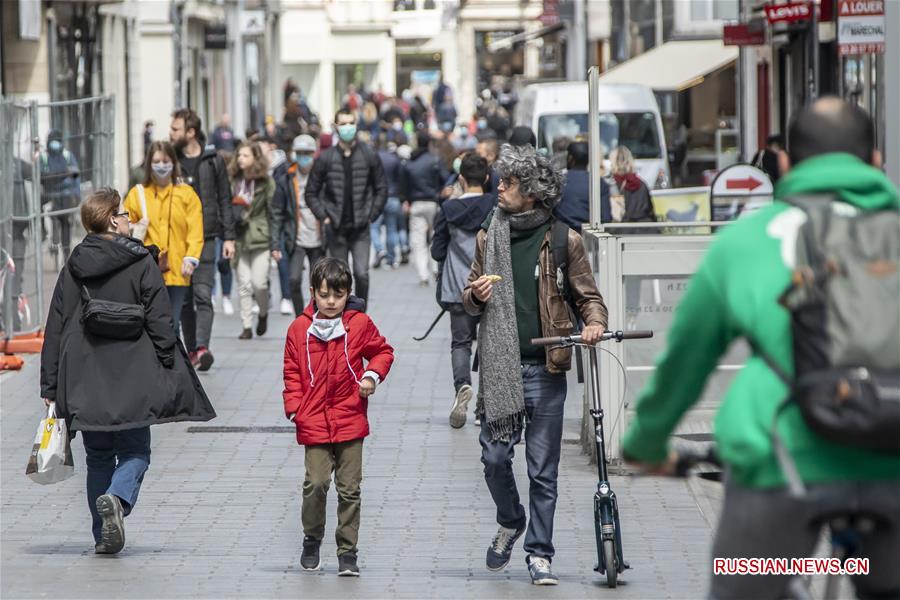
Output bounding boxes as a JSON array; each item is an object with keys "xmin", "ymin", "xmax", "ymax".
[
  {"xmin": 337, "ymin": 552, "xmax": 359, "ymax": 576},
  {"xmin": 95, "ymin": 494, "xmax": 125, "ymax": 554},
  {"xmin": 449, "ymin": 384, "xmax": 473, "ymax": 429},
  {"xmin": 486, "ymin": 524, "xmax": 525, "ymax": 571},
  {"xmin": 527, "ymin": 555, "xmax": 559, "ymax": 585},
  {"xmin": 300, "ymin": 536, "xmax": 321, "ymax": 571}
]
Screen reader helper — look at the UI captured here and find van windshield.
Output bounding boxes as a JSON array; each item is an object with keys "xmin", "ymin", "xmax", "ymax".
[{"xmin": 537, "ymin": 112, "xmax": 662, "ymax": 159}]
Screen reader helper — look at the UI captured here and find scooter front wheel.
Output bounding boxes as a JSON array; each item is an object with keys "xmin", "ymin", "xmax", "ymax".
[{"xmin": 603, "ymin": 539, "xmax": 618, "ymax": 588}]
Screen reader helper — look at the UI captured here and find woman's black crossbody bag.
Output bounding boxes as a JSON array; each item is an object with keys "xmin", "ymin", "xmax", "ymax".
[{"xmin": 80, "ymin": 285, "xmax": 145, "ymax": 340}]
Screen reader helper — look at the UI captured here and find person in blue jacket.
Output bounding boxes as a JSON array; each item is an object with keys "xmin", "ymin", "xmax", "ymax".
[
  {"xmin": 431, "ymin": 153, "xmax": 496, "ymax": 429},
  {"xmin": 553, "ymin": 141, "xmax": 610, "ymax": 231}
]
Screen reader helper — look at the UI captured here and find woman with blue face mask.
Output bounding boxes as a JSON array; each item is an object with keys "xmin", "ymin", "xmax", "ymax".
[
  {"xmin": 123, "ymin": 141, "xmax": 205, "ymax": 337},
  {"xmin": 271, "ymin": 134, "xmax": 325, "ymax": 316}
]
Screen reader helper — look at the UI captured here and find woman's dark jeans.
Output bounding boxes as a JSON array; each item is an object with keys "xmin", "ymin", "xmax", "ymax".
[
  {"xmin": 82, "ymin": 428, "xmax": 151, "ymax": 543},
  {"xmin": 166, "ymin": 285, "xmax": 190, "ymax": 337}
]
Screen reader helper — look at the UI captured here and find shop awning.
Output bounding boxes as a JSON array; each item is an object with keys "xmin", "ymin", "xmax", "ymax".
[
  {"xmin": 598, "ymin": 40, "xmax": 738, "ymax": 92},
  {"xmin": 487, "ymin": 22, "xmax": 565, "ymax": 53}
]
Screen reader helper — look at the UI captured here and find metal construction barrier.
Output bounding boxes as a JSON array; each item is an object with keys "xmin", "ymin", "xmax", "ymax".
[
  {"xmin": 580, "ymin": 224, "xmax": 751, "ymax": 461},
  {"xmin": 582, "ymin": 67, "xmax": 747, "ymax": 460},
  {"xmin": 0, "ymin": 96, "xmax": 115, "ymax": 352}
]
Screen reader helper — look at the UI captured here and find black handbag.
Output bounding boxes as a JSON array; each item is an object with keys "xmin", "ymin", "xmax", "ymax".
[{"xmin": 80, "ymin": 285, "xmax": 145, "ymax": 340}]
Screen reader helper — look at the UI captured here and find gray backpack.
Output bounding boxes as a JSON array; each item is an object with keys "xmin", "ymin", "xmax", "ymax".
[{"xmin": 764, "ymin": 195, "xmax": 900, "ymax": 493}]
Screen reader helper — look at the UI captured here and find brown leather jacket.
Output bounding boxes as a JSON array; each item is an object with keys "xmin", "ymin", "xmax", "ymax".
[{"xmin": 462, "ymin": 225, "xmax": 609, "ymax": 373}]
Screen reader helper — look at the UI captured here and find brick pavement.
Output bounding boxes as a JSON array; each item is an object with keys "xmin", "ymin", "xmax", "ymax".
[{"xmin": 1, "ymin": 265, "xmax": 713, "ymax": 599}]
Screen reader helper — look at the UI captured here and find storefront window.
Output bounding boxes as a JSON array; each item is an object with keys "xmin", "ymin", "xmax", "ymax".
[{"xmin": 475, "ymin": 31, "xmax": 524, "ymax": 95}]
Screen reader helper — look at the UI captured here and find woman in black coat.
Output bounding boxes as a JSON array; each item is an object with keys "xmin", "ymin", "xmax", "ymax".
[{"xmin": 40, "ymin": 188, "xmax": 215, "ymax": 555}]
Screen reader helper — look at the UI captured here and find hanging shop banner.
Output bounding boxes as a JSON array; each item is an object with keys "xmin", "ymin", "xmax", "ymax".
[
  {"xmin": 764, "ymin": 2, "xmax": 813, "ymax": 24},
  {"xmin": 838, "ymin": 0, "xmax": 885, "ymax": 55}
]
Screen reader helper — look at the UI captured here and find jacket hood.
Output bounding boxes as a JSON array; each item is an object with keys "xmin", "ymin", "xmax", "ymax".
[
  {"xmin": 301, "ymin": 295, "xmax": 367, "ymax": 320},
  {"xmin": 775, "ymin": 152, "xmax": 899, "ymax": 210},
  {"xmin": 443, "ymin": 194, "xmax": 496, "ymax": 231},
  {"xmin": 68, "ymin": 234, "xmax": 150, "ymax": 280},
  {"xmin": 270, "ymin": 149, "xmax": 288, "ymax": 172}
]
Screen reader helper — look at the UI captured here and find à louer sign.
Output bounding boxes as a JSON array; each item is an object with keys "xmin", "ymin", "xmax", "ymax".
[{"xmin": 838, "ymin": 0, "xmax": 885, "ymax": 55}]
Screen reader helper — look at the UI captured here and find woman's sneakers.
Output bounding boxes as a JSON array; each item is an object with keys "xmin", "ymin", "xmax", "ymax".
[
  {"xmin": 337, "ymin": 552, "xmax": 359, "ymax": 577},
  {"xmin": 300, "ymin": 536, "xmax": 321, "ymax": 571},
  {"xmin": 95, "ymin": 494, "xmax": 125, "ymax": 554}
]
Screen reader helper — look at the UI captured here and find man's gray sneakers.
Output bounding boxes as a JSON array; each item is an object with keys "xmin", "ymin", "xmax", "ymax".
[
  {"xmin": 449, "ymin": 384, "xmax": 473, "ymax": 429},
  {"xmin": 95, "ymin": 494, "xmax": 125, "ymax": 554},
  {"xmin": 486, "ymin": 525, "xmax": 525, "ymax": 571},
  {"xmin": 527, "ymin": 555, "xmax": 559, "ymax": 585},
  {"xmin": 300, "ymin": 536, "xmax": 321, "ymax": 571},
  {"xmin": 337, "ymin": 552, "xmax": 359, "ymax": 576}
]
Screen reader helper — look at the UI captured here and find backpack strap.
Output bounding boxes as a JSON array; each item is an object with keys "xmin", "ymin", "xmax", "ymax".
[
  {"xmin": 550, "ymin": 220, "xmax": 573, "ymax": 306},
  {"xmin": 136, "ymin": 184, "xmax": 148, "ymax": 222},
  {"xmin": 550, "ymin": 220, "xmax": 584, "ymax": 383}
]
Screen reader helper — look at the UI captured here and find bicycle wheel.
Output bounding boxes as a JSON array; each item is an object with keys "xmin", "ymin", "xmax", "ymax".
[{"xmin": 603, "ymin": 539, "xmax": 618, "ymax": 588}]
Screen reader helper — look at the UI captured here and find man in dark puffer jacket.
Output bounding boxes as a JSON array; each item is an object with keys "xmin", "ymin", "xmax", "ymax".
[{"xmin": 306, "ymin": 108, "xmax": 387, "ymax": 305}]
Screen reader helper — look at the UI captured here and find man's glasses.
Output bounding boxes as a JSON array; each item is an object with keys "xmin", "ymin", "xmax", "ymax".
[{"xmin": 115, "ymin": 211, "xmax": 129, "ymax": 219}]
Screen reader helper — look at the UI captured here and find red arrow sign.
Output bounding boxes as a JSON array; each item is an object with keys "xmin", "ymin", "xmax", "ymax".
[{"xmin": 726, "ymin": 177, "xmax": 763, "ymax": 191}]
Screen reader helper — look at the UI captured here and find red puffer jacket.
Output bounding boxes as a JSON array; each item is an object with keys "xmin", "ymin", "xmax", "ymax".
[{"xmin": 283, "ymin": 298, "xmax": 394, "ymax": 445}]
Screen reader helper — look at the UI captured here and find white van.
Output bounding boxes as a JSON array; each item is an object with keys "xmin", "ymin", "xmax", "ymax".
[{"xmin": 516, "ymin": 82, "xmax": 670, "ymax": 188}]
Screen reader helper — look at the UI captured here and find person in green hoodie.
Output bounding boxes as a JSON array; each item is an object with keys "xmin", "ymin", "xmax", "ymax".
[{"xmin": 622, "ymin": 97, "xmax": 900, "ymax": 599}]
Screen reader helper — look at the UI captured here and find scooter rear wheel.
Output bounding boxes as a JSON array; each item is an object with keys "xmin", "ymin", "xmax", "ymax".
[{"xmin": 603, "ymin": 539, "xmax": 618, "ymax": 588}]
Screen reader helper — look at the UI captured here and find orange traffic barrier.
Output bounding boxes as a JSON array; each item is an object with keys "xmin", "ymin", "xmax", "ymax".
[
  {"xmin": 0, "ymin": 331, "xmax": 44, "ymax": 354},
  {"xmin": 0, "ymin": 355, "xmax": 25, "ymax": 371}
]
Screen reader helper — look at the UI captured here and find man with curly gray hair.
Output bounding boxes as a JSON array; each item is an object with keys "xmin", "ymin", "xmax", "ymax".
[{"xmin": 462, "ymin": 144, "xmax": 609, "ymax": 585}]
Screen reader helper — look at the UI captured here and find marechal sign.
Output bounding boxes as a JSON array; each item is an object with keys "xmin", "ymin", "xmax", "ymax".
[{"xmin": 838, "ymin": 0, "xmax": 885, "ymax": 55}]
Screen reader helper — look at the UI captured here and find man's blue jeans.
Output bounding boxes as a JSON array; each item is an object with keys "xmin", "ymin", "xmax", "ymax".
[
  {"xmin": 479, "ymin": 365, "xmax": 566, "ymax": 560},
  {"xmin": 82, "ymin": 428, "xmax": 151, "ymax": 544},
  {"xmin": 370, "ymin": 197, "xmax": 404, "ymax": 265}
]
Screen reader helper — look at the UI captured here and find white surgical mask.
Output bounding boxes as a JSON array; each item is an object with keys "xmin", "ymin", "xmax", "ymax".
[
  {"xmin": 309, "ymin": 314, "xmax": 346, "ymax": 341},
  {"xmin": 152, "ymin": 162, "xmax": 173, "ymax": 181}
]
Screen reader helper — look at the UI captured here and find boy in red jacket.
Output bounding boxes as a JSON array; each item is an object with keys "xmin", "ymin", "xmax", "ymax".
[{"xmin": 283, "ymin": 258, "xmax": 394, "ymax": 576}]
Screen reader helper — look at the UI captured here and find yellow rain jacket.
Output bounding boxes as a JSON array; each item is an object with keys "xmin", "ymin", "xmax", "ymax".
[{"xmin": 124, "ymin": 182, "xmax": 204, "ymax": 287}]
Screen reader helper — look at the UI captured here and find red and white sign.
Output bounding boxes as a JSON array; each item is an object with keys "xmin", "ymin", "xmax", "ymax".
[
  {"xmin": 764, "ymin": 2, "xmax": 812, "ymax": 24},
  {"xmin": 838, "ymin": 0, "xmax": 885, "ymax": 55},
  {"xmin": 723, "ymin": 23, "xmax": 766, "ymax": 46},
  {"xmin": 711, "ymin": 164, "xmax": 774, "ymax": 198}
]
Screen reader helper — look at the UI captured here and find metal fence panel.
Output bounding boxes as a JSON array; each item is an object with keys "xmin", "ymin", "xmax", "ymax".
[{"xmin": 0, "ymin": 96, "xmax": 115, "ymax": 343}]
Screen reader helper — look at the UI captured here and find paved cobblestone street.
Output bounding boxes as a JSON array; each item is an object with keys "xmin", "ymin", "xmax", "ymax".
[{"xmin": 2, "ymin": 266, "xmax": 713, "ymax": 599}]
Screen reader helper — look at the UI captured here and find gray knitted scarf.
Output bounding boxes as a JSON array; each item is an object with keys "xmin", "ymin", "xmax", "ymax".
[{"xmin": 478, "ymin": 206, "xmax": 552, "ymax": 441}]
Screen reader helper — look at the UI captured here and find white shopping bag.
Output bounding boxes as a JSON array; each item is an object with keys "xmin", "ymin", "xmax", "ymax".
[{"xmin": 25, "ymin": 403, "xmax": 75, "ymax": 484}]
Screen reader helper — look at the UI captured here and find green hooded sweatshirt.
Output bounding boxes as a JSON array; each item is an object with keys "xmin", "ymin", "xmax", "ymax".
[{"xmin": 622, "ymin": 153, "xmax": 900, "ymax": 488}]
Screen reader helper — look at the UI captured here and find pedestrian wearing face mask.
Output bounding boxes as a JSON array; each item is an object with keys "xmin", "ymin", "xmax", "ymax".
[
  {"xmin": 39, "ymin": 129, "xmax": 82, "ymax": 259},
  {"xmin": 271, "ymin": 135, "xmax": 325, "ymax": 316},
  {"xmin": 229, "ymin": 142, "xmax": 278, "ymax": 339},
  {"xmin": 305, "ymin": 109, "xmax": 388, "ymax": 306},
  {"xmin": 124, "ymin": 141, "xmax": 205, "ymax": 337}
]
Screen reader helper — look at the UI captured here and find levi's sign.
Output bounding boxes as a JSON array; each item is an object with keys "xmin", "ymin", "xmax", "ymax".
[{"xmin": 764, "ymin": 2, "xmax": 812, "ymax": 24}]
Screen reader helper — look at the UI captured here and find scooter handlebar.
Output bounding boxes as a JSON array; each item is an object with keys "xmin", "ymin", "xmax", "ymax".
[{"xmin": 530, "ymin": 330, "xmax": 654, "ymax": 346}]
